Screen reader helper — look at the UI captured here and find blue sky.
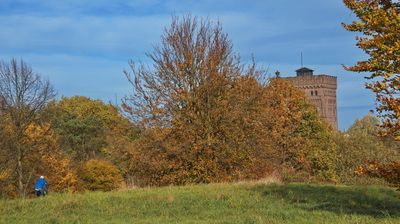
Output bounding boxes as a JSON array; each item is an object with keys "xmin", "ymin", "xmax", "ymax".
[{"xmin": 0, "ymin": 0, "xmax": 374, "ymax": 130}]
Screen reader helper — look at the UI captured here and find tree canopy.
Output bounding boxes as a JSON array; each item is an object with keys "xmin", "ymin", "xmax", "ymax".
[
  {"xmin": 343, "ymin": 0, "xmax": 400, "ymax": 139},
  {"xmin": 122, "ymin": 16, "xmax": 337, "ymax": 186}
]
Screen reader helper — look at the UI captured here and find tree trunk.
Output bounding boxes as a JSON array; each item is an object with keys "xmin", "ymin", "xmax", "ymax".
[
  {"xmin": 16, "ymin": 145, "xmax": 24, "ymax": 197},
  {"xmin": 23, "ymin": 168, "xmax": 34, "ymax": 197}
]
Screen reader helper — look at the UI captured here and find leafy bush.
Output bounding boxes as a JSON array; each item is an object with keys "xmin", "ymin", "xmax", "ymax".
[
  {"xmin": 79, "ymin": 159, "xmax": 124, "ymax": 191},
  {"xmin": 355, "ymin": 161, "xmax": 400, "ymax": 189},
  {"xmin": 335, "ymin": 115, "xmax": 400, "ymax": 185}
]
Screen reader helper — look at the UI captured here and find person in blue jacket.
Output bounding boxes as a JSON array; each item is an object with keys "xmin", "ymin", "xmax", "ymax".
[{"xmin": 34, "ymin": 176, "xmax": 49, "ymax": 197}]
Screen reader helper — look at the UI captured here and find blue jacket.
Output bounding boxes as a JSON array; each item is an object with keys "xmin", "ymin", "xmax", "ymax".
[{"xmin": 35, "ymin": 179, "xmax": 48, "ymax": 190}]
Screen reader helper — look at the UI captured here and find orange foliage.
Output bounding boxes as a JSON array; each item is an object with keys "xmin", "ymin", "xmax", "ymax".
[
  {"xmin": 355, "ymin": 161, "xmax": 400, "ymax": 188},
  {"xmin": 123, "ymin": 16, "xmax": 274, "ymax": 186},
  {"xmin": 263, "ymin": 78, "xmax": 309, "ymax": 167},
  {"xmin": 343, "ymin": 0, "xmax": 400, "ymax": 139},
  {"xmin": 123, "ymin": 16, "xmax": 337, "ymax": 186},
  {"xmin": 23, "ymin": 123, "xmax": 80, "ymax": 193}
]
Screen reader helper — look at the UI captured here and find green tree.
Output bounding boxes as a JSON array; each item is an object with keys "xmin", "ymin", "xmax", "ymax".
[
  {"xmin": 336, "ymin": 114, "xmax": 400, "ymax": 184},
  {"xmin": 45, "ymin": 96, "xmax": 139, "ymax": 185},
  {"xmin": 47, "ymin": 96, "xmax": 137, "ymax": 161},
  {"xmin": 47, "ymin": 97, "xmax": 107, "ymax": 160},
  {"xmin": 343, "ymin": 0, "xmax": 400, "ymax": 139}
]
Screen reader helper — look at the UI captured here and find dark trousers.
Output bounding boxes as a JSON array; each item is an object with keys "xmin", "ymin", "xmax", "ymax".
[{"xmin": 35, "ymin": 189, "xmax": 46, "ymax": 197}]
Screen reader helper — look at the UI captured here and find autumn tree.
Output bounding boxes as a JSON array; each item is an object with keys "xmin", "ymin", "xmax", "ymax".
[
  {"xmin": 122, "ymin": 16, "xmax": 336, "ymax": 186},
  {"xmin": 123, "ymin": 16, "xmax": 272, "ymax": 185},
  {"xmin": 343, "ymin": 0, "xmax": 400, "ymax": 139},
  {"xmin": 264, "ymin": 78, "xmax": 308, "ymax": 168},
  {"xmin": 264, "ymin": 78, "xmax": 338, "ymax": 182},
  {"xmin": 22, "ymin": 123, "xmax": 79, "ymax": 193},
  {"xmin": 0, "ymin": 115, "xmax": 15, "ymax": 197},
  {"xmin": 0, "ymin": 58, "xmax": 55, "ymax": 197},
  {"xmin": 1, "ymin": 120, "xmax": 80, "ymax": 198}
]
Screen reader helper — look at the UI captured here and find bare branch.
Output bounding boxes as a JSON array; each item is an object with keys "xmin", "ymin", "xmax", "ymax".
[{"xmin": 0, "ymin": 58, "xmax": 55, "ymax": 197}]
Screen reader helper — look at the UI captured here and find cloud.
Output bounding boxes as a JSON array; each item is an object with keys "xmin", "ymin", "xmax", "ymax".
[
  {"xmin": 0, "ymin": 14, "xmax": 170, "ymax": 59},
  {"xmin": 0, "ymin": 53, "xmax": 131, "ymax": 101},
  {"xmin": 0, "ymin": 0, "xmax": 373, "ymax": 130}
]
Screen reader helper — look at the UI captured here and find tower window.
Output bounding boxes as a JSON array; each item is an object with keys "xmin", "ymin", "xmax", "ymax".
[
  {"xmin": 315, "ymin": 90, "xmax": 318, "ymax": 96},
  {"xmin": 311, "ymin": 91, "xmax": 314, "ymax": 96}
]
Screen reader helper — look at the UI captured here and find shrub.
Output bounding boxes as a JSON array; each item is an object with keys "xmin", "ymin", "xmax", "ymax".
[
  {"xmin": 335, "ymin": 115, "xmax": 400, "ymax": 185},
  {"xmin": 79, "ymin": 159, "xmax": 124, "ymax": 191},
  {"xmin": 355, "ymin": 161, "xmax": 400, "ymax": 189}
]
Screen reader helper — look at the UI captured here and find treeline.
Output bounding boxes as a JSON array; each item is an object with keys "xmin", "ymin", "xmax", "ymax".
[{"xmin": 0, "ymin": 16, "xmax": 399, "ymax": 198}]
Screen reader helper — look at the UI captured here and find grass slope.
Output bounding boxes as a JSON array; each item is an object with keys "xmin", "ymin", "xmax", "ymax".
[{"xmin": 1, "ymin": 183, "xmax": 399, "ymax": 224}]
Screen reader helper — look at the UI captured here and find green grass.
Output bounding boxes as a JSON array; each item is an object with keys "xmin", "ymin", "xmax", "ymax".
[{"xmin": 1, "ymin": 183, "xmax": 399, "ymax": 223}]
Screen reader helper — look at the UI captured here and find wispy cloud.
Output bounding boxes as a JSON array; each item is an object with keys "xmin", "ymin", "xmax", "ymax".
[
  {"xmin": 0, "ymin": 15, "xmax": 168, "ymax": 59},
  {"xmin": 0, "ymin": 0, "xmax": 372, "ymax": 130}
]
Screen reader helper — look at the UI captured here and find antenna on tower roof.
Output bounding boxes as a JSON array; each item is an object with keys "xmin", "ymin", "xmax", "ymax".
[{"xmin": 301, "ymin": 52, "xmax": 303, "ymax": 67}]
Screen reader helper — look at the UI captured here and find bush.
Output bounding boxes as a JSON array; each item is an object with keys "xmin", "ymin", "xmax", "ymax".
[
  {"xmin": 335, "ymin": 115, "xmax": 400, "ymax": 186},
  {"xmin": 355, "ymin": 161, "xmax": 400, "ymax": 189},
  {"xmin": 79, "ymin": 159, "xmax": 124, "ymax": 191}
]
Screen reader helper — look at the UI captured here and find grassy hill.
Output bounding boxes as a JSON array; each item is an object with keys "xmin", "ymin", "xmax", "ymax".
[{"xmin": 1, "ymin": 182, "xmax": 399, "ymax": 224}]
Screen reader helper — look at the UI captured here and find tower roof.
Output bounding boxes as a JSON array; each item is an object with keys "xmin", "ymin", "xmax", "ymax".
[
  {"xmin": 296, "ymin": 67, "xmax": 314, "ymax": 73},
  {"xmin": 296, "ymin": 67, "xmax": 314, "ymax": 76}
]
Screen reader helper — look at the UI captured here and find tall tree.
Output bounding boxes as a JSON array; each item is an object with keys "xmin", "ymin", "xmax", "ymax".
[
  {"xmin": 0, "ymin": 58, "xmax": 55, "ymax": 196},
  {"xmin": 122, "ymin": 16, "xmax": 270, "ymax": 185},
  {"xmin": 122, "ymin": 16, "xmax": 335, "ymax": 186},
  {"xmin": 343, "ymin": 0, "xmax": 400, "ymax": 139}
]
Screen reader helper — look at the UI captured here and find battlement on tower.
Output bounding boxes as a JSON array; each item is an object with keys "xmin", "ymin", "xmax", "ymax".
[{"xmin": 285, "ymin": 74, "xmax": 337, "ymax": 89}]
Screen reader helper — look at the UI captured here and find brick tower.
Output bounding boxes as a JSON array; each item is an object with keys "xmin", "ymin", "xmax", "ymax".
[{"xmin": 284, "ymin": 67, "xmax": 338, "ymax": 129}]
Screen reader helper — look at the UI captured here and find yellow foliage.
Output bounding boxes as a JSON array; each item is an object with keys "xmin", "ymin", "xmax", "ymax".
[
  {"xmin": 343, "ymin": 0, "xmax": 400, "ymax": 139},
  {"xmin": 23, "ymin": 123, "xmax": 80, "ymax": 193},
  {"xmin": 0, "ymin": 169, "xmax": 10, "ymax": 182},
  {"xmin": 79, "ymin": 159, "xmax": 124, "ymax": 191}
]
